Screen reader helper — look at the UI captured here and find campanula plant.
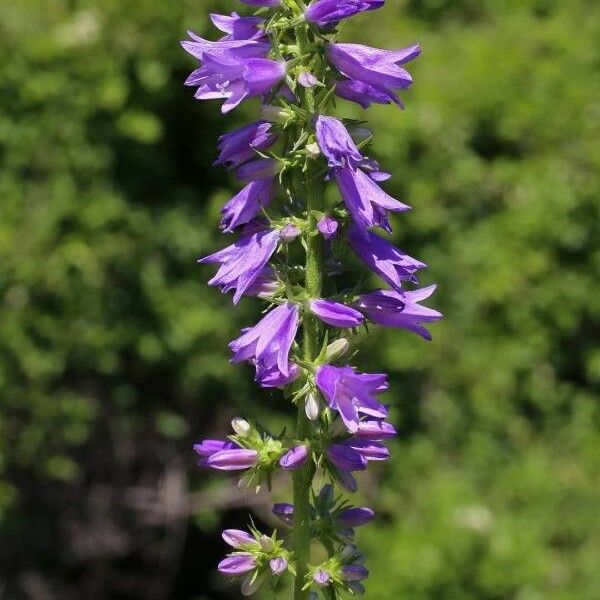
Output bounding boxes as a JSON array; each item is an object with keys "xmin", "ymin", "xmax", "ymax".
[{"xmin": 182, "ymin": 1, "xmax": 442, "ymax": 597}]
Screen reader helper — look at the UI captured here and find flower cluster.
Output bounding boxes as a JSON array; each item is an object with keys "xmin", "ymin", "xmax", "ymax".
[{"xmin": 182, "ymin": 1, "xmax": 442, "ymax": 598}]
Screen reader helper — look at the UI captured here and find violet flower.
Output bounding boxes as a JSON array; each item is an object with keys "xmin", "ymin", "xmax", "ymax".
[
  {"xmin": 315, "ymin": 364, "xmax": 389, "ymax": 432},
  {"xmin": 342, "ymin": 564, "xmax": 369, "ymax": 582},
  {"xmin": 337, "ymin": 507, "xmax": 375, "ymax": 528},
  {"xmin": 327, "ymin": 42, "xmax": 421, "ymax": 105},
  {"xmin": 327, "ymin": 443, "xmax": 367, "ymax": 471},
  {"xmin": 305, "ymin": 0, "xmax": 385, "ymax": 28},
  {"xmin": 210, "ymin": 13, "xmax": 266, "ymax": 42},
  {"xmin": 270, "ymin": 557, "xmax": 288, "ymax": 575},
  {"xmin": 193, "ymin": 439, "xmax": 239, "ymax": 466},
  {"xmin": 220, "ymin": 179, "xmax": 275, "ymax": 233},
  {"xmin": 335, "ymin": 166, "xmax": 411, "ymax": 234},
  {"xmin": 309, "ymin": 299, "xmax": 364, "ymax": 328},
  {"xmin": 272, "ymin": 503, "xmax": 295, "ymax": 525},
  {"xmin": 355, "ymin": 419, "xmax": 397, "ymax": 439},
  {"xmin": 357, "ymin": 286, "xmax": 443, "ymax": 340},
  {"xmin": 215, "ymin": 121, "xmax": 277, "ymax": 170},
  {"xmin": 182, "ymin": 37, "xmax": 286, "ymax": 113},
  {"xmin": 317, "ymin": 215, "xmax": 339, "ymax": 240},
  {"xmin": 223, "ymin": 529, "xmax": 260, "ymax": 548},
  {"xmin": 348, "ymin": 224, "xmax": 427, "ymax": 290},
  {"xmin": 199, "ymin": 226, "xmax": 280, "ymax": 304},
  {"xmin": 315, "ymin": 115, "xmax": 363, "ymax": 169},
  {"xmin": 218, "ymin": 554, "xmax": 257, "ymax": 576},
  {"xmin": 279, "ymin": 445, "xmax": 310, "ymax": 470},
  {"xmin": 207, "ymin": 448, "xmax": 259, "ymax": 471},
  {"xmin": 229, "ymin": 302, "xmax": 300, "ymax": 385},
  {"xmin": 336, "ymin": 78, "xmax": 404, "ymax": 108},
  {"xmin": 236, "ymin": 158, "xmax": 280, "ymax": 182},
  {"xmin": 313, "ymin": 569, "xmax": 332, "ymax": 586}
]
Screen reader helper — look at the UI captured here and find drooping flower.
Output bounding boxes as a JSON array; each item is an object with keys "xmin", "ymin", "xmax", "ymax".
[
  {"xmin": 305, "ymin": 0, "xmax": 385, "ymax": 28},
  {"xmin": 207, "ymin": 448, "xmax": 259, "ymax": 471},
  {"xmin": 335, "ymin": 166, "xmax": 411, "ymax": 233},
  {"xmin": 336, "ymin": 507, "xmax": 375, "ymax": 528},
  {"xmin": 348, "ymin": 224, "xmax": 426, "ymax": 289},
  {"xmin": 315, "ymin": 364, "xmax": 388, "ymax": 432},
  {"xmin": 199, "ymin": 226, "xmax": 280, "ymax": 304},
  {"xmin": 220, "ymin": 179, "xmax": 275, "ymax": 233},
  {"xmin": 315, "ymin": 115, "xmax": 363, "ymax": 169},
  {"xmin": 229, "ymin": 302, "xmax": 300, "ymax": 385},
  {"xmin": 279, "ymin": 445, "xmax": 310, "ymax": 470},
  {"xmin": 215, "ymin": 121, "xmax": 277, "ymax": 170},
  {"xmin": 218, "ymin": 554, "xmax": 257, "ymax": 576},
  {"xmin": 327, "ymin": 443, "xmax": 368, "ymax": 471},
  {"xmin": 357, "ymin": 286, "xmax": 442, "ymax": 340},
  {"xmin": 336, "ymin": 78, "xmax": 404, "ymax": 108},
  {"xmin": 309, "ymin": 299, "xmax": 364, "ymax": 328},
  {"xmin": 182, "ymin": 37, "xmax": 286, "ymax": 113},
  {"xmin": 236, "ymin": 158, "xmax": 280, "ymax": 182},
  {"xmin": 210, "ymin": 12, "xmax": 266, "ymax": 42},
  {"xmin": 223, "ymin": 529, "xmax": 261, "ymax": 548},
  {"xmin": 328, "ymin": 42, "xmax": 421, "ymax": 105}
]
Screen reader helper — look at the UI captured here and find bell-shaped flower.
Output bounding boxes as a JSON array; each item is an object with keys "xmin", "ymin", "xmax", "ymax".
[
  {"xmin": 305, "ymin": 0, "xmax": 385, "ymax": 28},
  {"xmin": 309, "ymin": 299, "xmax": 364, "ymax": 328},
  {"xmin": 328, "ymin": 42, "xmax": 420, "ymax": 106},
  {"xmin": 229, "ymin": 302, "xmax": 300, "ymax": 385},
  {"xmin": 215, "ymin": 121, "xmax": 277, "ymax": 170},
  {"xmin": 348, "ymin": 224, "xmax": 426, "ymax": 290},
  {"xmin": 199, "ymin": 226, "xmax": 280, "ymax": 304},
  {"xmin": 315, "ymin": 115, "xmax": 363, "ymax": 169},
  {"xmin": 357, "ymin": 286, "xmax": 442, "ymax": 340},
  {"xmin": 220, "ymin": 179, "xmax": 275, "ymax": 233},
  {"xmin": 336, "ymin": 507, "xmax": 375, "ymax": 528},
  {"xmin": 279, "ymin": 445, "xmax": 310, "ymax": 470},
  {"xmin": 210, "ymin": 12, "xmax": 266, "ymax": 41},
  {"xmin": 336, "ymin": 78, "xmax": 403, "ymax": 108},
  {"xmin": 315, "ymin": 364, "xmax": 388, "ymax": 432},
  {"xmin": 218, "ymin": 554, "xmax": 257, "ymax": 576}
]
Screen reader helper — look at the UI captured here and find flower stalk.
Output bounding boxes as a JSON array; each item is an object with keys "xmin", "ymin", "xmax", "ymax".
[{"xmin": 181, "ymin": 1, "xmax": 442, "ymax": 597}]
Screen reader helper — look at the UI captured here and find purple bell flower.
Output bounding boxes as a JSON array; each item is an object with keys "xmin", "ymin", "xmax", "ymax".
[
  {"xmin": 327, "ymin": 443, "xmax": 368, "ymax": 471},
  {"xmin": 315, "ymin": 115, "xmax": 363, "ymax": 169},
  {"xmin": 182, "ymin": 36, "xmax": 286, "ymax": 113},
  {"xmin": 272, "ymin": 503, "xmax": 295, "ymax": 525},
  {"xmin": 313, "ymin": 569, "xmax": 332, "ymax": 586},
  {"xmin": 222, "ymin": 529, "xmax": 260, "ymax": 548},
  {"xmin": 199, "ymin": 226, "xmax": 280, "ymax": 304},
  {"xmin": 337, "ymin": 507, "xmax": 375, "ymax": 528},
  {"xmin": 258, "ymin": 363, "xmax": 301, "ymax": 388},
  {"xmin": 327, "ymin": 42, "xmax": 421, "ymax": 105},
  {"xmin": 335, "ymin": 167, "xmax": 411, "ymax": 234},
  {"xmin": 315, "ymin": 364, "xmax": 389, "ymax": 432},
  {"xmin": 345, "ymin": 437, "xmax": 390, "ymax": 461},
  {"xmin": 309, "ymin": 299, "xmax": 364, "ymax": 328},
  {"xmin": 357, "ymin": 286, "xmax": 443, "ymax": 340},
  {"xmin": 229, "ymin": 302, "xmax": 300, "ymax": 384},
  {"xmin": 240, "ymin": 0, "xmax": 281, "ymax": 6},
  {"xmin": 279, "ymin": 445, "xmax": 309, "ymax": 470},
  {"xmin": 348, "ymin": 224, "xmax": 427, "ymax": 290},
  {"xmin": 355, "ymin": 419, "xmax": 397, "ymax": 439},
  {"xmin": 342, "ymin": 564, "xmax": 369, "ymax": 582},
  {"xmin": 218, "ymin": 554, "xmax": 257, "ymax": 576},
  {"xmin": 305, "ymin": 0, "xmax": 384, "ymax": 27},
  {"xmin": 207, "ymin": 448, "xmax": 259, "ymax": 471},
  {"xmin": 236, "ymin": 158, "xmax": 279, "ymax": 182},
  {"xmin": 220, "ymin": 179, "xmax": 275, "ymax": 233},
  {"xmin": 215, "ymin": 121, "xmax": 277, "ymax": 170},
  {"xmin": 317, "ymin": 215, "xmax": 339, "ymax": 240},
  {"xmin": 336, "ymin": 78, "xmax": 404, "ymax": 108},
  {"xmin": 210, "ymin": 12, "xmax": 266, "ymax": 41},
  {"xmin": 270, "ymin": 557, "xmax": 288, "ymax": 575},
  {"xmin": 194, "ymin": 439, "xmax": 239, "ymax": 466}
]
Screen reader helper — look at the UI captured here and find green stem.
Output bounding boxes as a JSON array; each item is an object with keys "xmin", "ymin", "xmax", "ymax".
[{"xmin": 292, "ymin": 21, "xmax": 323, "ymax": 598}]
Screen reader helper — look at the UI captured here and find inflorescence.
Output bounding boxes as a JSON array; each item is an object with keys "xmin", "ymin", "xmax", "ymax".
[{"xmin": 181, "ymin": 1, "xmax": 442, "ymax": 598}]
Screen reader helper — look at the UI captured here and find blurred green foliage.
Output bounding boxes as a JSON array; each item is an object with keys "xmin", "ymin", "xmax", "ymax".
[{"xmin": 0, "ymin": 0, "xmax": 598, "ymax": 598}]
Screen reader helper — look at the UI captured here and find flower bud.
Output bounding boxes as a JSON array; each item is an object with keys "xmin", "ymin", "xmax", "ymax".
[
  {"xmin": 305, "ymin": 141, "xmax": 321, "ymax": 158},
  {"xmin": 231, "ymin": 417, "xmax": 251, "ymax": 437},
  {"xmin": 280, "ymin": 223, "xmax": 301, "ymax": 243},
  {"xmin": 258, "ymin": 534, "xmax": 274, "ymax": 552},
  {"xmin": 260, "ymin": 104, "xmax": 289, "ymax": 123},
  {"xmin": 279, "ymin": 445, "xmax": 309, "ymax": 470},
  {"xmin": 325, "ymin": 337, "xmax": 350, "ymax": 361},
  {"xmin": 241, "ymin": 573, "xmax": 265, "ymax": 597},
  {"xmin": 270, "ymin": 556, "xmax": 288, "ymax": 575},
  {"xmin": 305, "ymin": 392, "xmax": 320, "ymax": 421}
]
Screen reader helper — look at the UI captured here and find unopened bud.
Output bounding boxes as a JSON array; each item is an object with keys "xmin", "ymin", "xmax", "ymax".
[
  {"xmin": 260, "ymin": 104, "xmax": 289, "ymax": 123},
  {"xmin": 280, "ymin": 223, "xmax": 301, "ymax": 243},
  {"xmin": 305, "ymin": 392, "xmax": 320, "ymax": 421},
  {"xmin": 231, "ymin": 417, "xmax": 251, "ymax": 437},
  {"xmin": 259, "ymin": 534, "xmax": 274, "ymax": 552},
  {"xmin": 341, "ymin": 544, "xmax": 359, "ymax": 560},
  {"xmin": 325, "ymin": 338, "xmax": 350, "ymax": 362},
  {"xmin": 305, "ymin": 141, "xmax": 321, "ymax": 158}
]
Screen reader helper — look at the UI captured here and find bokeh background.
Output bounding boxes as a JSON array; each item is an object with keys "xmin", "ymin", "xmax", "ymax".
[{"xmin": 1, "ymin": 0, "xmax": 599, "ymax": 598}]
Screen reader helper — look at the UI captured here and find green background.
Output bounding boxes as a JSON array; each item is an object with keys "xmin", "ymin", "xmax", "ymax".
[{"xmin": 1, "ymin": 0, "xmax": 598, "ymax": 598}]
